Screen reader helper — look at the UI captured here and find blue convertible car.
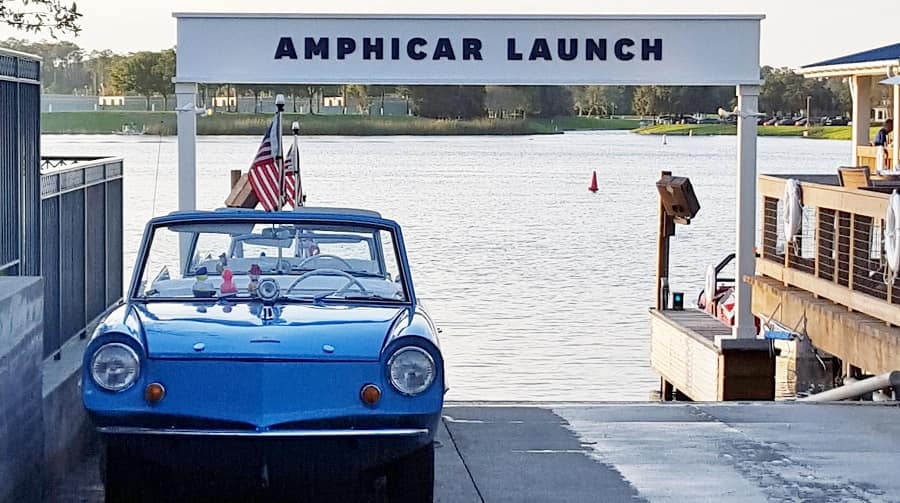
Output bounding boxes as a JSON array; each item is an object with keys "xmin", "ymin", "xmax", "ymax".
[{"xmin": 82, "ymin": 208, "xmax": 444, "ymax": 502}]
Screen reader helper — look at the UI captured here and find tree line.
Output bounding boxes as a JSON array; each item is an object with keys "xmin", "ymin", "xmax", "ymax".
[{"xmin": 3, "ymin": 38, "xmax": 881, "ymax": 120}]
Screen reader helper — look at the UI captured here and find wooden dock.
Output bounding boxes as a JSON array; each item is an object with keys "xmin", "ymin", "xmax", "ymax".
[
  {"xmin": 755, "ymin": 174, "xmax": 900, "ymax": 383},
  {"xmin": 650, "ymin": 308, "xmax": 775, "ymax": 401}
]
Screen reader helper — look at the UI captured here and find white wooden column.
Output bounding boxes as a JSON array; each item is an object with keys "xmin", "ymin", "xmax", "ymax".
[
  {"xmin": 734, "ymin": 84, "xmax": 760, "ymax": 339},
  {"xmin": 175, "ymin": 81, "xmax": 198, "ymax": 268},
  {"xmin": 850, "ymin": 75, "xmax": 872, "ymax": 165},
  {"xmin": 893, "ymin": 84, "xmax": 899, "ymax": 169}
]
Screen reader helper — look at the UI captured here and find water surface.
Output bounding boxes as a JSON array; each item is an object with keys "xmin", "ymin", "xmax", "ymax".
[{"xmin": 43, "ymin": 131, "xmax": 848, "ymax": 400}]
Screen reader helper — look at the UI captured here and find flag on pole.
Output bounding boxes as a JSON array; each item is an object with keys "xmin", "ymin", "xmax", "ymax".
[
  {"xmin": 283, "ymin": 142, "xmax": 303, "ymax": 207},
  {"xmin": 248, "ymin": 119, "xmax": 295, "ymax": 211}
]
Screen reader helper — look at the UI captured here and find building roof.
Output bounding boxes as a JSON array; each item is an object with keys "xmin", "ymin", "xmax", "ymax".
[
  {"xmin": 800, "ymin": 42, "xmax": 900, "ymax": 78},
  {"xmin": 803, "ymin": 43, "xmax": 900, "ymax": 69}
]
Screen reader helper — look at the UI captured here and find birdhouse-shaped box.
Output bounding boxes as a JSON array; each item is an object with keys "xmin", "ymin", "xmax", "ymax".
[{"xmin": 656, "ymin": 175, "xmax": 700, "ymax": 224}]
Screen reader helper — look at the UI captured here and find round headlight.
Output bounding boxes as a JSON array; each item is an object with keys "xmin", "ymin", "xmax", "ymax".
[
  {"xmin": 90, "ymin": 343, "xmax": 140, "ymax": 392},
  {"xmin": 388, "ymin": 347, "xmax": 436, "ymax": 396}
]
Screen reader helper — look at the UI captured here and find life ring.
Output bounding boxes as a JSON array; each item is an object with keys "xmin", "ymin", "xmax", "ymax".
[
  {"xmin": 884, "ymin": 190, "xmax": 900, "ymax": 273},
  {"xmin": 783, "ymin": 179, "xmax": 802, "ymax": 247}
]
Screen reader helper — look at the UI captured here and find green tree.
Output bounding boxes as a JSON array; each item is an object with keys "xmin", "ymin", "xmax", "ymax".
[
  {"xmin": 234, "ymin": 84, "xmax": 265, "ymax": 113},
  {"xmin": 825, "ymin": 78, "xmax": 851, "ymax": 116},
  {"xmin": 4, "ymin": 39, "xmax": 88, "ymax": 93},
  {"xmin": 367, "ymin": 85, "xmax": 395, "ymax": 115},
  {"xmin": 152, "ymin": 48, "xmax": 175, "ymax": 109},
  {"xmin": 485, "ymin": 86, "xmax": 530, "ymax": 118},
  {"xmin": 632, "ymin": 86, "xmax": 673, "ymax": 116},
  {"xmin": 111, "ymin": 51, "xmax": 160, "ymax": 110},
  {"xmin": 342, "ymin": 84, "xmax": 369, "ymax": 114},
  {"xmin": 760, "ymin": 66, "xmax": 809, "ymax": 117},
  {"xmin": 412, "ymin": 85, "xmax": 486, "ymax": 120},
  {"xmin": 0, "ymin": 0, "xmax": 80, "ymax": 36},
  {"xmin": 395, "ymin": 86, "xmax": 412, "ymax": 115},
  {"xmin": 84, "ymin": 49, "xmax": 121, "ymax": 94},
  {"xmin": 523, "ymin": 86, "xmax": 573, "ymax": 118},
  {"xmin": 573, "ymin": 86, "xmax": 599, "ymax": 116}
]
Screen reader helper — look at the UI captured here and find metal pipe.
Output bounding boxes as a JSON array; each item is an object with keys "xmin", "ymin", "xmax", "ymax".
[{"xmin": 799, "ymin": 371, "xmax": 900, "ymax": 402}]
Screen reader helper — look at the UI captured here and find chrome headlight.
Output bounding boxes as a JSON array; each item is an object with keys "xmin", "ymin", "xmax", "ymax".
[
  {"xmin": 90, "ymin": 343, "xmax": 140, "ymax": 392},
  {"xmin": 388, "ymin": 346, "xmax": 436, "ymax": 396}
]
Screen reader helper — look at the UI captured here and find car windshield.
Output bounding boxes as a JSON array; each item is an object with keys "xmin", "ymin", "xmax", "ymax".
[{"xmin": 135, "ymin": 219, "xmax": 407, "ymax": 303}]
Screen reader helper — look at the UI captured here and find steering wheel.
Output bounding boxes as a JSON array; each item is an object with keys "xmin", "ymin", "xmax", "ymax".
[
  {"xmin": 297, "ymin": 253, "xmax": 353, "ymax": 270},
  {"xmin": 285, "ymin": 268, "xmax": 372, "ymax": 296}
]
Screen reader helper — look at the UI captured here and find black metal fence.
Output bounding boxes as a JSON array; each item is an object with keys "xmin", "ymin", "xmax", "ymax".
[
  {"xmin": 0, "ymin": 48, "xmax": 41, "ymax": 276},
  {"xmin": 41, "ymin": 157, "xmax": 124, "ymax": 358}
]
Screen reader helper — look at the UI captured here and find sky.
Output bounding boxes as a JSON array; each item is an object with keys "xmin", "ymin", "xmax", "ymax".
[{"xmin": 1, "ymin": 0, "xmax": 898, "ymax": 68}]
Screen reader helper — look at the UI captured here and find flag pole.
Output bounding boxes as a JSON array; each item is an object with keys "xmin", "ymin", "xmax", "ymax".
[
  {"xmin": 274, "ymin": 94, "xmax": 285, "ymax": 210},
  {"xmin": 291, "ymin": 120, "xmax": 302, "ymax": 208}
]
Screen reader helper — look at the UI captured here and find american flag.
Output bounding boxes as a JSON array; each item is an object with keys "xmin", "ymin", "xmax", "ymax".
[
  {"xmin": 284, "ymin": 142, "xmax": 303, "ymax": 207},
  {"xmin": 248, "ymin": 120, "xmax": 296, "ymax": 211}
]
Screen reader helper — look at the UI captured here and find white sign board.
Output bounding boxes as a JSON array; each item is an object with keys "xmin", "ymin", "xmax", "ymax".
[{"xmin": 175, "ymin": 14, "xmax": 762, "ymax": 86}]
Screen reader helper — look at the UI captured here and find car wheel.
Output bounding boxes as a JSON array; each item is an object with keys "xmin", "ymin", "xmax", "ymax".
[
  {"xmin": 386, "ymin": 443, "xmax": 434, "ymax": 503},
  {"xmin": 103, "ymin": 441, "xmax": 166, "ymax": 503}
]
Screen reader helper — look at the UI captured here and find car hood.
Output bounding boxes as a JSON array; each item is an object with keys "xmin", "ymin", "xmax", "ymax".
[{"xmin": 132, "ymin": 302, "xmax": 406, "ymax": 361}]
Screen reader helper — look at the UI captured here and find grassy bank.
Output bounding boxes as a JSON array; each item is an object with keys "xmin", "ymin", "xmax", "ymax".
[
  {"xmin": 552, "ymin": 116, "xmax": 642, "ymax": 131},
  {"xmin": 41, "ymin": 111, "xmax": 640, "ymax": 136},
  {"xmin": 635, "ymin": 123, "xmax": 880, "ymax": 141}
]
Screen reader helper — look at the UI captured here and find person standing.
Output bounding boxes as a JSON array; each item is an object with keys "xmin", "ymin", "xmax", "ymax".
[{"xmin": 873, "ymin": 118, "xmax": 893, "ymax": 146}]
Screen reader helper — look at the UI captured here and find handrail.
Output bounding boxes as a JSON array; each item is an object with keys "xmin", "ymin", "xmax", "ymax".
[
  {"xmin": 758, "ymin": 174, "xmax": 888, "ymax": 220},
  {"xmin": 41, "ymin": 156, "xmax": 123, "ymax": 174},
  {"xmin": 856, "ymin": 145, "xmax": 893, "ymax": 171},
  {"xmin": 756, "ymin": 174, "xmax": 900, "ymax": 326},
  {"xmin": 39, "ymin": 156, "xmax": 124, "ymax": 358},
  {"xmin": 714, "ymin": 253, "xmax": 735, "ymax": 281}
]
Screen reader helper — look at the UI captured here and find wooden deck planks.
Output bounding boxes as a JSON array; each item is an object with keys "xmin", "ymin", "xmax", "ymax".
[{"xmin": 650, "ymin": 308, "xmax": 775, "ymax": 401}]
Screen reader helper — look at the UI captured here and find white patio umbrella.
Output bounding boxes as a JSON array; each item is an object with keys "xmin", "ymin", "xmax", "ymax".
[{"xmin": 879, "ymin": 75, "xmax": 900, "ymax": 85}]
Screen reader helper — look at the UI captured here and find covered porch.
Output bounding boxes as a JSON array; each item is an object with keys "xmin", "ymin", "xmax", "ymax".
[
  {"xmin": 748, "ymin": 43, "xmax": 900, "ymax": 393},
  {"xmin": 800, "ymin": 43, "xmax": 900, "ymax": 171}
]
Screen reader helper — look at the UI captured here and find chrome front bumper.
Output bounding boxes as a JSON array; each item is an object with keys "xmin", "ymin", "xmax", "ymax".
[{"xmin": 96, "ymin": 426, "xmax": 430, "ymax": 437}]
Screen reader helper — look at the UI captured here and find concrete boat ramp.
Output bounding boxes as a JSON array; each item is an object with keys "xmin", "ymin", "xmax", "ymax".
[{"xmin": 51, "ymin": 403, "xmax": 900, "ymax": 503}]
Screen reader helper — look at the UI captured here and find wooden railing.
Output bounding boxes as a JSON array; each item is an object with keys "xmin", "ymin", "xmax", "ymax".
[
  {"xmin": 856, "ymin": 145, "xmax": 893, "ymax": 172},
  {"xmin": 757, "ymin": 174, "xmax": 900, "ymax": 326}
]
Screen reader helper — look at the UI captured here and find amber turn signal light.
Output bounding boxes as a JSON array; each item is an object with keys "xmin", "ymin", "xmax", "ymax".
[
  {"xmin": 145, "ymin": 382, "xmax": 166, "ymax": 404},
  {"xmin": 360, "ymin": 384, "xmax": 382, "ymax": 406}
]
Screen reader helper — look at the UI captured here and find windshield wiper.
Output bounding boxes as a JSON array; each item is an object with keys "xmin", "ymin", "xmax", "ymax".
[{"xmin": 309, "ymin": 291, "xmax": 402, "ymax": 303}]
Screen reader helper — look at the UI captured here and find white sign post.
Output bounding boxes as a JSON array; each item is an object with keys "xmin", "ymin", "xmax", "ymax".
[{"xmin": 173, "ymin": 13, "xmax": 763, "ymax": 339}]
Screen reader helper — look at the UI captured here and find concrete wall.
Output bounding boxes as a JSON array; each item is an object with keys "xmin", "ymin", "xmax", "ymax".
[
  {"xmin": 42, "ymin": 94, "xmax": 176, "ymax": 112},
  {"xmin": 0, "ymin": 277, "xmax": 44, "ymax": 503},
  {"xmin": 0, "ymin": 277, "xmax": 94, "ymax": 503},
  {"xmin": 42, "ymin": 339, "xmax": 94, "ymax": 496}
]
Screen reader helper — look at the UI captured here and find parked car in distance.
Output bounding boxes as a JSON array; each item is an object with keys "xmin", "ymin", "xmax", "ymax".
[
  {"xmin": 776, "ymin": 117, "xmax": 798, "ymax": 126},
  {"xmin": 763, "ymin": 117, "xmax": 780, "ymax": 126},
  {"xmin": 824, "ymin": 116, "xmax": 849, "ymax": 126},
  {"xmin": 82, "ymin": 207, "xmax": 444, "ymax": 502},
  {"xmin": 697, "ymin": 117, "xmax": 719, "ymax": 124},
  {"xmin": 794, "ymin": 117, "xmax": 808, "ymax": 126}
]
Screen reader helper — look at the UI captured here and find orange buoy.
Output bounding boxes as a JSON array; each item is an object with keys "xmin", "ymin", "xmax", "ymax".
[{"xmin": 589, "ymin": 171, "xmax": 599, "ymax": 193}]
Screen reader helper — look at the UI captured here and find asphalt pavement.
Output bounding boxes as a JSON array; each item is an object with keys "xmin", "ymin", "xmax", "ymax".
[{"xmin": 49, "ymin": 402, "xmax": 900, "ymax": 503}]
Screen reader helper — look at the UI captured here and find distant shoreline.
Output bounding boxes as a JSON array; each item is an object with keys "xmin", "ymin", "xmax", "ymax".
[
  {"xmin": 635, "ymin": 123, "xmax": 865, "ymax": 141},
  {"xmin": 40, "ymin": 111, "xmax": 641, "ymax": 136},
  {"xmin": 42, "ymin": 112, "xmax": 868, "ymax": 140}
]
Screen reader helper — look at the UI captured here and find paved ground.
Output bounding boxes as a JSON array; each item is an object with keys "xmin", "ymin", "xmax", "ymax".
[{"xmin": 50, "ymin": 402, "xmax": 900, "ymax": 503}]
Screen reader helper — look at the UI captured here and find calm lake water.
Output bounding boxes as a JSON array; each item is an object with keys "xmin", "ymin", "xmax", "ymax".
[{"xmin": 43, "ymin": 131, "xmax": 849, "ymax": 401}]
